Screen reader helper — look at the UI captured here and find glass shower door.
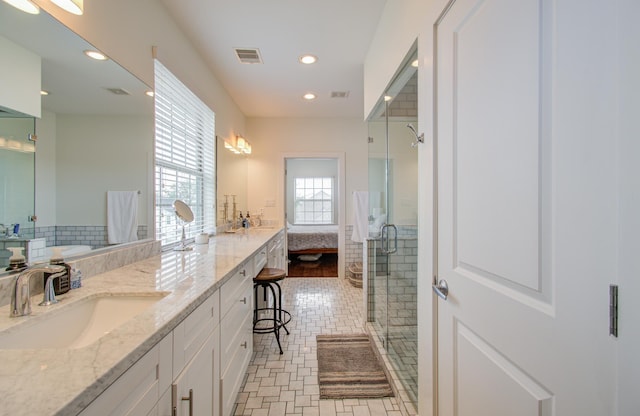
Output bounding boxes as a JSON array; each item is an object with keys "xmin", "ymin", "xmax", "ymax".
[{"xmin": 366, "ymin": 46, "xmax": 419, "ymax": 407}]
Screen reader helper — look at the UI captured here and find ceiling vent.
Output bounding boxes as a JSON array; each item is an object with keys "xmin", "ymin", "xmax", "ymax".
[
  {"xmin": 331, "ymin": 91, "xmax": 350, "ymax": 98},
  {"xmin": 105, "ymin": 88, "xmax": 131, "ymax": 96},
  {"xmin": 234, "ymin": 48, "xmax": 263, "ymax": 64}
]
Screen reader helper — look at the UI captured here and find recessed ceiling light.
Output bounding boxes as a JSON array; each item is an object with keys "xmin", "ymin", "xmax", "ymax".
[
  {"xmin": 384, "ymin": 95, "xmax": 393, "ymax": 102},
  {"xmin": 84, "ymin": 50, "xmax": 108, "ymax": 61},
  {"xmin": 40, "ymin": 90, "xmax": 49, "ymax": 96},
  {"xmin": 411, "ymin": 59, "xmax": 418, "ymax": 68},
  {"xmin": 303, "ymin": 93, "xmax": 316, "ymax": 100},
  {"xmin": 51, "ymin": 0, "xmax": 83, "ymax": 15},
  {"xmin": 299, "ymin": 54, "xmax": 318, "ymax": 65},
  {"xmin": 145, "ymin": 90, "xmax": 155, "ymax": 97},
  {"xmin": 2, "ymin": 0, "xmax": 40, "ymax": 14}
]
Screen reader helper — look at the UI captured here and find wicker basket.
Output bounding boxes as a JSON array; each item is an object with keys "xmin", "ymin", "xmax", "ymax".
[{"xmin": 347, "ymin": 262, "xmax": 363, "ymax": 288}]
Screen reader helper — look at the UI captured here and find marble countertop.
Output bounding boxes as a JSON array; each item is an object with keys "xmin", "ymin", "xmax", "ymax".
[{"xmin": 0, "ymin": 227, "xmax": 281, "ymax": 416}]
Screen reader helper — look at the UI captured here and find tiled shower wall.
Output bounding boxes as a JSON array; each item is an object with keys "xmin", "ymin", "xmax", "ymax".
[
  {"xmin": 35, "ymin": 225, "xmax": 148, "ymax": 248},
  {"xmin": 345, "ymin": 224, "xmax": 364, "ymax": 276},
  {"xmin": 366, "ymin": 231, "xmax": 418, "ymax": 327}
]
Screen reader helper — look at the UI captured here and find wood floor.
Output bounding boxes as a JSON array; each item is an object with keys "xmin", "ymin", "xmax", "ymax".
[{"xmin": 287, "ymin": 253, "xmax": 338, "ymax": 277}]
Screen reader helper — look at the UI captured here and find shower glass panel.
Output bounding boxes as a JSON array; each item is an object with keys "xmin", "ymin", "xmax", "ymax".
[
  {"xmin": 0, "ymin": 117, "xmax": 35, "ymax": 238},
  {"xmin": 366, "ymin": 45, "xmax": 418, "ymax": 407}
]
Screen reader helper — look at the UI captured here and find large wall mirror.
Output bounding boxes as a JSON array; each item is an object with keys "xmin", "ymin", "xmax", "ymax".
[
  {"xmin": 0, "ymin": 2, "xmax": 154, "ymax": 269},
  {"xmin": 216, "ymin": 136, "xmax": 248, "ymax": 227}
]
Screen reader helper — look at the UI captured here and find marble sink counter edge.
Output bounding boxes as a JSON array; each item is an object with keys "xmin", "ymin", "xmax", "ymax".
[{"xmin": 0, "ymin": 227, "xmax": 281, "ymax": 416}]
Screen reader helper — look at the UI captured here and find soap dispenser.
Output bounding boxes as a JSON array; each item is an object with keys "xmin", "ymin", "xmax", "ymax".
[
  {"xmin": 44, "ymin": 248, "xmax": 71, "ymax": 295},
  {"xmin": 5, "ymin": 247, "xmax": 27, "ymax": 272}
]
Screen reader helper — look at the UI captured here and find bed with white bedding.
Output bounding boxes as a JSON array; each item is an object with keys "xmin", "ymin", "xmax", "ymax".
[{"xmin": 287, "ymin": 224, "xmax": 339, "ymax": 254}]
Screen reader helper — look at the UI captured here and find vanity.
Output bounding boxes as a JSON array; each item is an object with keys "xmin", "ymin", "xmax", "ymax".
[{"xmin": 0, "ymin": 227, "xmax": 283, "ymax": 416}]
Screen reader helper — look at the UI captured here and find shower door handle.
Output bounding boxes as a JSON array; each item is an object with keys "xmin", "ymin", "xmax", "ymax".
[
  {"xmin": 381, "ymin": 224, "xmax": 398, "ymax": 254},
  {"xmin": 432, "ymin": 278, "xmax": 449, "ymax": 301}
]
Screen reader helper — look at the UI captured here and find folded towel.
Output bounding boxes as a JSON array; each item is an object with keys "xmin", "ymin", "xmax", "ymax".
[
  {"xmin": 107, "ymin": 191, "xmax": 139, "ymax": 244},
  {"xmin": 351, "ymin": 191, "xmax": 369, "ymax": 243}
]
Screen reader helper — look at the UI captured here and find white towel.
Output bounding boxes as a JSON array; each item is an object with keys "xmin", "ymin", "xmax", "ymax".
[
  {"xmin": 351, "ymin": 191, "xmax": 369, "ymax": 243},
  {"xmin": 107, "ymin": 191, "xmax": 139, "ymax": 244}
]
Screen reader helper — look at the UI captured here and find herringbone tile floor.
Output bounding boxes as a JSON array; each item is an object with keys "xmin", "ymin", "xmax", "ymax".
[{"xmin": 234, "ymin": 277, "xmax": 403, "ymax": 416}]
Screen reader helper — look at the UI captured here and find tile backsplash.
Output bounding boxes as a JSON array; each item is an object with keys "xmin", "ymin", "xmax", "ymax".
[{"xmin": 0, "ymin": 239, "xmax": 161, "ymax": 308}]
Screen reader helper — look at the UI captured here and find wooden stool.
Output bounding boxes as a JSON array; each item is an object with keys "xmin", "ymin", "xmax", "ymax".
[{"xmin": 253, "ymin": 268, "xmax": 291, "ymax": 354}]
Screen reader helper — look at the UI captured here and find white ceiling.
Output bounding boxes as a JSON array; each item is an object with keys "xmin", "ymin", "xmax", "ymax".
[{"xmin": 159, "ymin": 0, "xmax": 388, "ymax": 119}]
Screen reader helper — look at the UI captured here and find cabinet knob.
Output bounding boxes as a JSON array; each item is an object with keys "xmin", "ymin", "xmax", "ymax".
[
  {"xmin": 241, "ymin": 341, "xmax": 248, "ymax": 349},
  {"xmin": 240, "ymin": 269, "xmax": 246, "ymax": 277},
  {"xmin": 240, "ymin": 297, "xmax": 247, "ymax": 304}
]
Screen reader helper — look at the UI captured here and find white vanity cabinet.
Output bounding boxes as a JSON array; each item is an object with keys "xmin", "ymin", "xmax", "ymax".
[
  {"xmin": 169, "ymin": 327, "xmax": 220, "ymax": 416},
  {"xmin": 79, "ymin": 333, "xmax": 173, "ymax": 416},
  {"xmin": 219, "ymin": 260, "xmax": 254, "ymax": 416},
  {"xmin": 267, "ymin": 230, "xmax": 286, "ymax": 270},
  {"xmin": 169, "ymin": 291, "xmax": 221, "ymax": 416},
  {"xmin": 76, "ymin": 231, "xmax": 285, "ymax": 416}
]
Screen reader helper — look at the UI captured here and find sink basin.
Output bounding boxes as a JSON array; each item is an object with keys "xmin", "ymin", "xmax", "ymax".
[{"xmin": 0, "ymin": 293, "xmax": 167, "ymax": 349}]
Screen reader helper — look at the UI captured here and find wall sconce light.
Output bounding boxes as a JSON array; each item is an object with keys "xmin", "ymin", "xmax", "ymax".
[
  {"xmin": 225, "ymin": 135, "xmax": 251, "ymax": 155},
  {"xmin": 2, "ymin": 0, "xmax": 40, "ymax": 14},
  {"xmin": 51, "ymin": 0, "xmax": 83, "ymax": 15}
]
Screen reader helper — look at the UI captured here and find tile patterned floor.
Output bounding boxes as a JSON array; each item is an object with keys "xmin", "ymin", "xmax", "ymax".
[{"xmin": 235, "ymin": 277, "xmax": 403, "ymax": 416}]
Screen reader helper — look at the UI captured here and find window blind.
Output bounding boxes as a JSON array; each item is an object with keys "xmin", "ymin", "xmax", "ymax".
[{"xmin": 154, "ymin": 60, "xmax": 215, "ymax": 247}]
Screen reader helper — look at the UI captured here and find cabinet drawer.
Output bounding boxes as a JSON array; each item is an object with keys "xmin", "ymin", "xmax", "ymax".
[
  {"xmin": 173, "ymin": 291, "xmax": 220, "ymax": 376},
  {"xmin": 220, "ymin": 313, "xmax": 253, "ymax": 416},
  {"xmin": 220, "ymin": 263, "xmax": 252, "ymax": 317},
  {"xmin": 80, "ymin": 333, "xmax": 172, "ymax": 416},
  {"xmin": 220, "ymin": 284, "xmax": 253, "ymax": 372},
  {"xmin": 254, "ymin": 245, "xmax": 268, "ymax": 274}
]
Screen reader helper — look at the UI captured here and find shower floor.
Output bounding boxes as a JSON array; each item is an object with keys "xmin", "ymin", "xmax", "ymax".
[{"xmin": 369, "ymin": 322, "xmax": 418, "ymax": 409}]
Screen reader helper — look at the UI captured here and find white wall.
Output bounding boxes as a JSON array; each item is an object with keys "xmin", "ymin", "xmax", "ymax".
[
  {"xmin": 363, "ymin": 0, "xmax": 430, "ymax": 119},
  {"xmin": 368, "ymin": 120, "xmax": 418, "ymax": 226},
  {"xmin": 34, "ymin": 110, "xmax": 57, "ymax": 226},
  {"xmin": 246, "ymin": 117, "xmax": 368, "ymax": 224},
  {"xmin": 0, "ymin": 36, "xmax": 40, "ymax": 117},
  {"xmin": 55, "ymin": 114, "xmax": 151, "ymax": 226}
]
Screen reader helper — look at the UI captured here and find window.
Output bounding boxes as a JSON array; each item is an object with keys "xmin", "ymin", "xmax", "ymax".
[
  {"xmin": 293, "ymin": 177, "xmax": 334, "ymax": 224},
  {"xmin": 154, "ymin": 60, "xmax": 215, "ymax": 247}
]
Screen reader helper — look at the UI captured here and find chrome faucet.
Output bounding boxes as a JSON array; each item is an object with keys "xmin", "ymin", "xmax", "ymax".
[{"xmin": 10, "ymin": 265, "xmax": 65, "ymax": 317}]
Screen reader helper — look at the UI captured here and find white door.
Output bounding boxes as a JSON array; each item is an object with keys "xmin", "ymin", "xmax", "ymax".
[{"xmin": 435, "ymin": 0, "xmax": 619, "ymax": 414}]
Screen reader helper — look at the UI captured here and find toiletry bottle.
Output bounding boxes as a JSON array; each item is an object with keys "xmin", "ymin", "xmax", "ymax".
[
  {"xmin": 44, "ymin": 248, "xmax": 71, "ymax": 295},
  {"xmin": 245, "ymin": 211, "xmax": 251, "ymax": 228},
  {"xmin": 5, "ymin": 247, "xmax": 27, "ymax": 272},
  {"xmin": 239, "ymin": 212, "xmax": 244, "ymax": 228},
  {"xmin": 70, "ymin": 267, "xmax": 82, "ymax": 289}
]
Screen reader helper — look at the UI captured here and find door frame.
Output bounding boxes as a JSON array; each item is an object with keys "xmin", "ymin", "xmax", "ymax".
[{"xmin": 281, "ymin": 152, "xmax": 346, "ymax": 279}]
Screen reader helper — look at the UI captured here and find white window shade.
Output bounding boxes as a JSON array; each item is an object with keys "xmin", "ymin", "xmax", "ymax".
[{"xmin": 154, "ymin": 60, "xmax": 215, "ymax": 247}]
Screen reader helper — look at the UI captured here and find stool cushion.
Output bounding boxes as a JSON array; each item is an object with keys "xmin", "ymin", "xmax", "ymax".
[{"xmin": 255, "ymin": 267, "xmax": 286, "ymax": 282}]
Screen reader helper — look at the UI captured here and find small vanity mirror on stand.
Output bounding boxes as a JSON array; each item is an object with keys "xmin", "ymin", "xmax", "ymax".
[{"xmin": 173, "ymin": 200, "xmax": 194, "ymax": 251}]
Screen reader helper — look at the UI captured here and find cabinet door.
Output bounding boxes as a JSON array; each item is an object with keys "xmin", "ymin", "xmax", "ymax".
[
  {"xmin": 173, "ymin": 292, "xmax": 219, "ymax": 376},
  {"xmin": 80, "ymin": 334, "xmax": 172, "ymax": 416},
  {"xmin": 172, "ymin": 327, "xmax": 220, "ymax": 416}
]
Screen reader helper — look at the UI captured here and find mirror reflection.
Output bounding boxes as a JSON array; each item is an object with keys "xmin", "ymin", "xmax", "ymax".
[
  {"xmin": 216, "ymin": 136, "xmax": 248, "ymax": 227},
  {"xmin": 0, "ymin": 3, "xmax": 153, "ymax": 270},
  {"xmin": 0, "ymin": 118, "xmax": 35, "ymax": 240}
]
